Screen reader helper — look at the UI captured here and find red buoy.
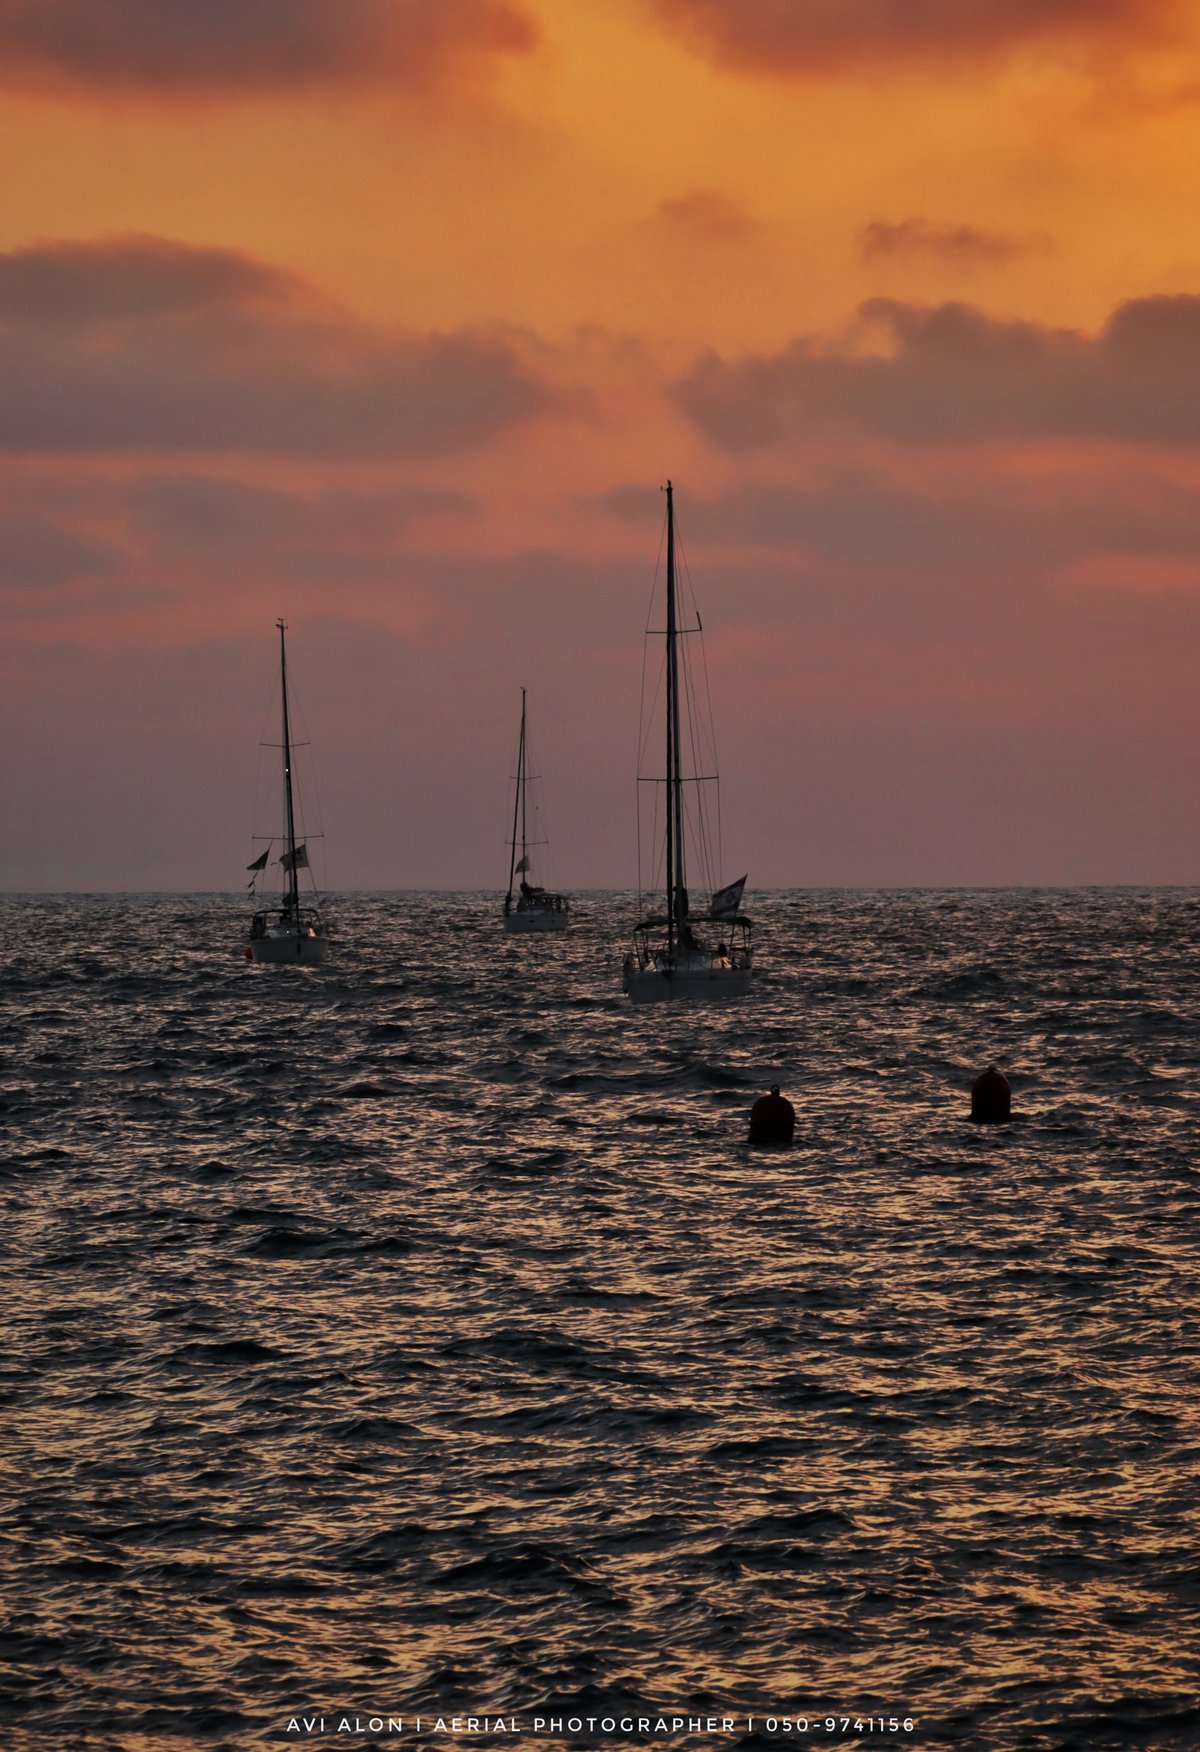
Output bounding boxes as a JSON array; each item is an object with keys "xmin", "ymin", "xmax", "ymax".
[
  {"xmin": 971, "ymin": 1065, "xmax": 1011, "ymax": 1124},
  {"xmin": 244, "ymin": 947, "xmax": 254, "ymax": 960},
  {"xmin": 749, "ymin": 1084, "xmax": 795, "ymax": 1145}
]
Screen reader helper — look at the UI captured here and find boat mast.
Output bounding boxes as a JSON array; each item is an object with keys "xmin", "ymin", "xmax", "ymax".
[
  {"xmin": 521, "ymin": 690, "xmax": 529, "ymax": 872},
  {"xmin": 278, "ymin": 617, "xmax": 300, "ymax": 922},
  {"xmin": 665, "ymin": 481, "xmax": 684, "ymax": 956},
  {"xmin": 506, "ymin": 687, "xmax": 526, "ymax": 913}
]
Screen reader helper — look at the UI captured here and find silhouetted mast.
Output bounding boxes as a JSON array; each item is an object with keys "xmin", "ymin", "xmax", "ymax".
[
  {"xmin": 278, "ymin": 618, "xmax": 300, "ymax": 923},
  {"xmin": 664, "ymin": 481, "xmax": 684, "ymax": 956},
  {"xmin": 506, "ymin": 687, "xmax": 527, "ymax": 914}
]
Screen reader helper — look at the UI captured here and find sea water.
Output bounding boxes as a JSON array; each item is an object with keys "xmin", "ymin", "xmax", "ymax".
[{"xmin": 3, "ymin": 890, "xmax": 1198, "ymax": 1750}]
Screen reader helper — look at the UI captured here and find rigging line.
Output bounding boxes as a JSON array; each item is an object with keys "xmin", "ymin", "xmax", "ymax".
[
  {"xmin": 637, "ymin": 652, "xmax": 666, "ymax": 779},
  {"xmin": 695, "ymin": 569, "xmax": 724, "ymax": 889},
  {"xmin": 648, "ymin": 783, "xmax": 665, "ymax": 905},
  {"xmin": 680, "ymin": 631, "xmax": 703, "ymax": 796},
  {"xmin": 636, "ymin": 509, "xmax": 668, "ymax": 780},
  {"xmin": 282, "ymin": 663, "xmax": 327, "ymax": 901},
  {"xmin": 679, "ymin": 532, "xmax": 723, "ymax": 893},
  {"xmin": 506, "ymin": 690, "xmax": 523, "ymax": 901},
  {"xmin": 679, "ymin": 590, "xmax": 716, "ymax": 894},
  {"xmin": 636, "ymin": 500, "xmax": 671, "ymax": 908},
  {"xmin": 249, "ymin": 668, "xmax": 282, "ymax": 859},
  {"xmin": 636, "ymin": 583, "xmax": 654, "ymax": 779},
  {"xmin": 644, "ymin": 515, "xmax": 667, "ymax": 634},
  {"xmin": 640, "ymin": 771, "xmax": 665, "ymax": 913},
  {"xmin": 523, "ymin": 718, "xmax": 559, "ymax": 889},
  {"xmin": 677, "ymin": 528, "xmax": 717, "ymax": 753},
  {"xmin": 637, "ymin": 558, "xmax": 667, "ymax": 774},
  {"xmin": 630, "ymin": 501, "xmax": 669, "ymax": 732},
  {"xmin": 635, "ymin": 766, "xmax": 643, "ymax": 909}
]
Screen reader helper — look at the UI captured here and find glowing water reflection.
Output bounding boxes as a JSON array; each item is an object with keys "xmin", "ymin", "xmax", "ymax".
[{"xmin": 3, "ymin": 890, "xmax": 1198, "ymax": 1748}]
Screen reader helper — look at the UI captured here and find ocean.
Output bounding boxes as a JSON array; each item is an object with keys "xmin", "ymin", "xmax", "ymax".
[{"xmin": 3, "ymin": 889, "xmax": 1198, "ymax": 1751}]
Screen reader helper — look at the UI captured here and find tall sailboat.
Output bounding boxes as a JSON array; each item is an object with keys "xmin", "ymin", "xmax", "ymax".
[
  {"xmin": 623, "ymin": 481, "xmax": 752, "ymax": 1001},
  {"xmin": 244, "ymin": 619, "xmax": 328, "ymax": 965},
  {"xmin": 503, "ymin": 687, "xmax": 569, "ymax": 932}
]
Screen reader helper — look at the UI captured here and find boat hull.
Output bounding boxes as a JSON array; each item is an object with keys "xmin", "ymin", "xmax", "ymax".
[
  {"xmin": 505, "ymin": 908, "xmax": 568, "ymax": 933},
  {"xmin": 624, "ymin": 961, "xmax": 752, "ymax": 1003},
  {"xmin": 247, "ymin": 931, "xmax": 328, "ymax": 965}
]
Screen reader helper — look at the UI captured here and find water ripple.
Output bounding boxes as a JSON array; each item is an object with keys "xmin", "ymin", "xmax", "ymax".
[{"xmin": 2, "ymin": 890, "xmax": 1199, "ymax": 1749}]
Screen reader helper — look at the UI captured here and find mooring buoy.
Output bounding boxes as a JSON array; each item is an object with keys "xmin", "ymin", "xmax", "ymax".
[
  {"xmin": 749, "ymin": 1084, "xmax": 795, "ymax": 1145},
  {"xmin": 971, "ymin": 1065, "xmax": 1011, "ymax": 1124}
]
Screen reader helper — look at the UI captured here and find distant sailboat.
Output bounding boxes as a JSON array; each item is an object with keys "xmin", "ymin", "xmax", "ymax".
[
  {"xmin": 245, "ymin": 620, "xmax": 328, "ymax": 965},
  {"xmin": 623, "ymin": 481, "xmax": 752, "ymax": 1001},
  {"xmin": 503, "ymin": 687, "xmax": 569, "ymax": 932}
]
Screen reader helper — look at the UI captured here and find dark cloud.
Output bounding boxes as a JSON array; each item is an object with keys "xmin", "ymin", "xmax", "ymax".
[
  {"xmin": 675, "ymin": 294, "xmax": 1200, "ymax": 450},
  {"xmin": 0, "ymin": 237, "xmax": 570, "ymax": 458},
  {"xmin": 655, "ymin": 0, "xmax": 1173, "ymax": 76},
  {"xmin": 0, "ymin": 0, "xmax": 537, "ymax": 95},
  {"xmin": 859, "ymin": 218, "xmax": 1048, "ymax": 266},
  {"xmin": 655, "ymin": 188, "xmax": 755, "ymax": 241},
  {"xmin": 0, "ymin": 516, "xmax": 124, "ymax": 593},
  {"xmin": 128, "ymin": 475, "xmax": 476, "ymax": 573},
  {"xmin": 0, "ymin": 235, "xmax": 301, "ymax": 326},
  {"xmin": 600, "ymin": 467, "xmax": 1200, "ymax": 579}
]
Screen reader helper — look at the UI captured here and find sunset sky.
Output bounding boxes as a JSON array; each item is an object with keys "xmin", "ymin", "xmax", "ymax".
[{"xmin": 5, "ymin": 0, "xmax": 1200, "ymax": 890}]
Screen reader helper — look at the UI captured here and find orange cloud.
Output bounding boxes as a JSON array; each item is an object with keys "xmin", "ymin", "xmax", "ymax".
[
  {"xmin": 655, "ymin": 188, "xmax": 756, "ymax": 242},
  {"xmin": 0, "ymin": 0, "xmax": 537, "ymax": 96},
  {"xmin": 859, "ymin": 218, "xmax": 1050, "ymax": 266}
]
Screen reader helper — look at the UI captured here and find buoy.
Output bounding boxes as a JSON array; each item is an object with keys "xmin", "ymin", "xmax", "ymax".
[
  {"xmin": 244, "ymin": 947, "xmax": 254, "ymax": 960},
  {"xmin": 971, "ymin": 1065, "xmax": 1011, "ymax": 1124},
  {"xmin": 749, "ymin": 1084, "xmax": 795, "ymax": 1145}
]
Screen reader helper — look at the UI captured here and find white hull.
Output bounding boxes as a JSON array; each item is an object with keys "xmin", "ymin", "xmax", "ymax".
[
  {"xmin": 624, "ymin": 959, "xmax": 752, "ymax": 1003},
  {"xmin": 505, "ymin": 908, "xmax": 568, "ymax": 933},
  {"xmin": 247, "ymin": 931, "xmax": 328, "ymax": 965}
]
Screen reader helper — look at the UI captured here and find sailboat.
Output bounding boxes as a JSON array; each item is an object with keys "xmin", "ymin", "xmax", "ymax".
[
  {"xmin": 244, "ymin": 619, "xmax": 329, "ymax": 965},
  {"xmin": 503, "ymin": 687, "xmax": 569, "ymax": 932},
  {"xmin": 623, "ymin": 481, "xmax": 752, "ymax": 1001}
]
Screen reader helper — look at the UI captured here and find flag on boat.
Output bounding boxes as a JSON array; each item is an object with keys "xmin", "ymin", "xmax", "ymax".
[
  {"xmin": 246, "ymin": 848, "xmax": 270, "ymax": 873},
  {"xmin": 515, "ymin": 855, "xmax": 531, "ymax": 873},
  {"xmin": 710, "ymin": 874, "xmax": 747, "ymax": 919},
  {"xmin": 279, "ymin": 843, "xmax": 309, "ymax": 872}
]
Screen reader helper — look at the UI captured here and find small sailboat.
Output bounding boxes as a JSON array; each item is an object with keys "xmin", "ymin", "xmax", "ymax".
[
  {"xmin": 624, "ymin": 481, "xmax": 752, "ymax": 1001},
  {"xmin": 244, "ymin": 619, "xmax": 329, "ymax": 965},
  {"xmin": 503, "ymin": 687, "xmax": 569, "ymax": 932}
]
